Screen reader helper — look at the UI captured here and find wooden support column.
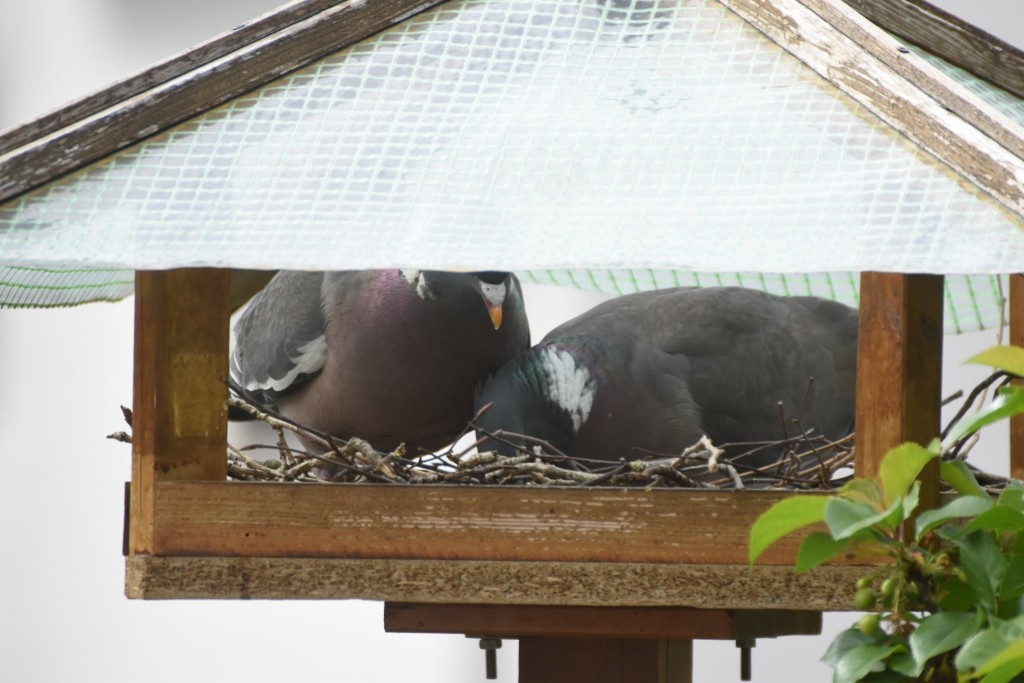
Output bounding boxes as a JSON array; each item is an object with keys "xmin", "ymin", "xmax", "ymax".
[
  {"xmin": 1011, "ymin": 274, "xmax": 1024, "ymax": 481},
  {"xmin": 385, "ymin": 603, "xmax": 821, "ymax": 683},
  {"xmin": 519, "ymin": 638, "xmax": 692, "ymax": 683},
  {"xmin": 855, "ymin": 273, "xmax": 944, "ymax": 502},
  {"xmin": 129, "ymin": 268, "xmax": 230, "ymax": 555}
]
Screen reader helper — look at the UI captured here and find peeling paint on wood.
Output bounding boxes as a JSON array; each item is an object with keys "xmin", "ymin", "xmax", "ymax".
[{"xmin": 720, "ymin": 0, "xmax": 1024, "ymax": 219}]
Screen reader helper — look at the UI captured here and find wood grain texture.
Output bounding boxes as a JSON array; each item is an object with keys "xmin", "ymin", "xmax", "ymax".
[
  {"xmin": 854, "ymin": 273, "xmax": 944, "ymax": 498},
  {"xmin": 0, "ymin": 0, "xmax": 449, "ymax": 204},
  {"xmin": 148, "ymin": 481, "xmax": 844, "ymax": 565},
  {"xmin": 843, "ymin": 0, "xmax": 1024, "ymax": 100},
  {"xmin": 720, "ymin": 0, "xmax": 1024, "ymax": 219},
  {"xmin": 0, "ymin": 0, "xmax": 348, "ymax": 155},
  {"xmin": 800, "ymin": 0, "xmax": 1024, "ymax": 161},
  {"xmin": 125, "ymin": 556, "xmax": 866, "ymax": 609},
  {"xmin": 384, "ymin": 603, "xmax": 821, "ymax": 639},
  {"xmin": 1012, "ymin": 274, "xmax": 1024, "ymax": 481},
  {"xmin": 130, "ymin": 269, "xmax": 230, "ymax": 555}
]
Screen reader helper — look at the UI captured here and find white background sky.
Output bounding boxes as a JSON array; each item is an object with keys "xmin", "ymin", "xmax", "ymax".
[{"xmin": 0, "ymin": 1, "xmax": 1021, "ymax": 681}]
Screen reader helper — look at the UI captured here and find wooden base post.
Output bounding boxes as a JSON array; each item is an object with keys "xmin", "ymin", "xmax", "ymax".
[
  {"xmin": 519, "ymin": 637, "xmax": 692, "ymax": 683},
  {"xmin": 385, "ymin": 603, "xmax": 821, "ymax": 683}
]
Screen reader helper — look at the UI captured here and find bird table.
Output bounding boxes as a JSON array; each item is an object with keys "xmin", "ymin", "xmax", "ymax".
[{"xmin": 125, "ymin": 268, "xmax": 1022, "ymax": 682}]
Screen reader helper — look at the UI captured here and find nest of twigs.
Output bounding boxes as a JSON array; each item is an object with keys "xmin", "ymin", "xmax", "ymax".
[{"xmin": 107, "ymin": 372, "xmax": 1015, "ymax": 492}]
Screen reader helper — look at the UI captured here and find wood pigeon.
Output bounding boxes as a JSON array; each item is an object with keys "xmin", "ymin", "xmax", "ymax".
[
  {"xmin": 231, "ymin": 269, "xmax": 530, "ymax": 453},
  {"xmin": 474, "ymin": 286, "xmax": 857, "ymax": 466}
]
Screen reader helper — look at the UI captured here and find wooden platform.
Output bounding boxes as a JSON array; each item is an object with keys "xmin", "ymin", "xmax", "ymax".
[{"xmin": 126, "ymin": 554, "xmax": 864, "ymax": 608}]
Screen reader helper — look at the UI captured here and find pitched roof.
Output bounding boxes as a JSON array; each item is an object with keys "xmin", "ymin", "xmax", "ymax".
[{"xmin": 0, "ymin": 0, "xmax": 1021, "ymax": 331}]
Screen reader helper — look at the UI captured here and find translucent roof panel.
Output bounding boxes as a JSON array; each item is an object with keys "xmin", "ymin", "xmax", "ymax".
[{"xmin": 2, "ymin": 0, "xmax": 1023, "ymax": 277}]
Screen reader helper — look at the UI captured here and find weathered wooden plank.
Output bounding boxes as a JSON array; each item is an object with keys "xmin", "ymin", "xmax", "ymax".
[
  {"xmin": 1012, "ymin": 274, "xmax": 1024, "ymax": 481},
  {"xmin": 383, "ymin": 603, "xmax": 821, "ymax": 639},
  {"xmin": 719, "ymin": 0, "xmax": 1024, "ymax": 219},
  {"xmin": 125, "ymin": 556, "xmax": 866, "ymax": 609},
  {"xmin": 149, "ymin": 481, "xmax": 841, "ymax": 565},
  {"xmin": 842, "ymin": 0, "xmax": 1024, "ymax": 100},
  {"xmin": 0, "ymin": 0, "xmax": 451, "ymax": 205},
  {"xmin": 854, "ymin": 273, "xmax": 944, "ymax": 500},
  {"xmin": 519, "ymin": 638, "xmax": 691, "ymax": 683},
  {"xmin": 0, "ymin": 0, "xmax": 348, "ymax": 156},
  {"xmin": 800, "ymin": 0, "xmax": 1024, "ymax": 161},
  {"xmin": 130, "ymin": 269, "xmax": 230, "ymax": 555}
]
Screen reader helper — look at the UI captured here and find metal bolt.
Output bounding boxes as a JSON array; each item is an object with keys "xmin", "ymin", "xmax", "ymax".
[
  {"xmin": 736, "ymin": 639, "xmax": 756, "ymax": 681},
  {"xmin": 479, "ymin": 637, "xmax": 502, "ymax": 680}
]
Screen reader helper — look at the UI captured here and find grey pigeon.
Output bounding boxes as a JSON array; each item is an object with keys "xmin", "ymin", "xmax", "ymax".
[
  {"xmin": 232, "ymin": 269, "xmax": 529, "ymax": 453},
  {"xmin": 474, "ymin": 287, "xmax": 857, "ymax": 465}
]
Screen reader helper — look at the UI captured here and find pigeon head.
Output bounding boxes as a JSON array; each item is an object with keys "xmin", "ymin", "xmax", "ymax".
[
  {"xmin": 400, "ymin": 269, "xmax": 525, "ymax": 334},
  {"xmin": 475, "ymin": 343, "xmax": 597, "ymax": 457}
]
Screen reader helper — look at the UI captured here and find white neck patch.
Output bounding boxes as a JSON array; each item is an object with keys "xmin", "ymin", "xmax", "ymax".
[
  {"xmin": 400, "ymin": 269, "xmax": 432, "ymax": 299},
  {"xmin": 538, "ymin": 347, "xmax": 595, "ymax": 434}
]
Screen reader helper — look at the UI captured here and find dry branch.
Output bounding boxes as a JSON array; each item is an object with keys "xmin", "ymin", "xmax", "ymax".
[{"xmin": 108, "ymin": 372, "xmax": 1016, "ymax": 492}]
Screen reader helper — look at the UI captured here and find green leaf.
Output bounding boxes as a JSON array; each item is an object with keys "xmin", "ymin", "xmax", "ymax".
[
  {"xmin": 958, "ymin": 630, "xmax": 1018, "ymax": 673},
  {"xmin": 966, "ymin": 345, "xmax": 1024, "ymax": 377},
  {"xmin": 879, "ymin": 443, "xmax": 937, "ymax": 503},
  {"xmin": 826, "ymin": 497, "xmax": 901, "ymax": 540},
  {"xmin": 915, "ymin": 495, "xmax": 995, "ymax": 540},
  {"xmin": 898, "ymin": 481, "xmax": 921, "ymax": 524},
  {"xmin": 887, "ymin": 650, "xmax": 922, "ymax": 678},
  {"xmin": 999, "ymin": 484, "xmax": 1024, "ymax": 513},
  {"xmin": 834, "ymin": 644, "xmax": 902, "ymax": 683},
  {"xmin": 978, "ymin": 658, "xmax": 1024, "ymax": 683},
  {"xmin": 994, "ymin": 615, "xmax": 1024, "ymax": 638},
  {"xmin": 822, "ymin": 628, "xmax": 880, "ymax": 668},
  {"xmin": 937, "ymin": 574, "xmax": 978, "ymax": 612},
  {"xmin": 1002, "ymin": 555, "xmax": 1024, "ymax": 602},
  {"xmin": 795, "ymin": 531, "xmax": 851, "ymax": 573},
  {"xmin": 962, "ymin": 506, "xmax": 1024, "ymax": 536},
  {"xmin": 976, "ymin": 640, "xmax": 1024, "ymax": 679},
  {"xmin": 909, "ymin": 611, "xmax": 981, "ymax": 668},
  {"xmin": 840, "ymin": 478, "xmax": 887, "ymax": 510},
  {"xmin": 943, "ymin": 386, "xmax": 1024, "ymax": 450},
  {"xmin": 860, "ymin": 669, "xmax": 913, "ymax": 683},
  {"xmin": 998, "ymin": 596, "xmax": 1024, "ymax": 620},
  {"xmin": 940, "ymin": 459, "xmax": 989, "ymax": 497},
  {"xmin": 748, "ymin": 495, "xmax": 829, "ymax": 564},
  {"xmin": 958, "ymin": 531, "xmax": 1009, "ymax": 613}
]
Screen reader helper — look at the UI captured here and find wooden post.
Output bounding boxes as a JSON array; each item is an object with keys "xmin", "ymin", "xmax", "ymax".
[
  {"xmin": 129, "ymin": 268, "xmax": 230, "ymax": 555},
  {"xmin": 384, "ymin": 603, "xmax": 821, "ymax": 683},
  {"xmin": 855, "ymin": 273, "xmax": 944, "ymax": 504},
  {"xmin": 1011, "ymin": 274, "xmax": 1024, "ymax": 481},
  {"xmin": 519, "ymin": 638, "xmax": 692, "ymax": 683}
]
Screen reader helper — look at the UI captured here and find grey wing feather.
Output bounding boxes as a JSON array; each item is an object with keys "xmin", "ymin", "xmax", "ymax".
[{"xmin": 230, "ymin": 271, "xmax": 329, "ymax": 405}]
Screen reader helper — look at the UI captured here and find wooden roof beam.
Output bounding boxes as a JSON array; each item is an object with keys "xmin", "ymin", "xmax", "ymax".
[
  {"xmin": 0, "ymin": 0, "xmax": 451, "ymax": 204},
  {"xmin": 842, "ymin": 0, "xmax": 1024, "ymax": 101}
]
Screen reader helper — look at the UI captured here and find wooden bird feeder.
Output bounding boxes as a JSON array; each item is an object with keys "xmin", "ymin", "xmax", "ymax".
[{"xmin": 2, "ymin": 0, "xmax": 1024, "ymax": 680}]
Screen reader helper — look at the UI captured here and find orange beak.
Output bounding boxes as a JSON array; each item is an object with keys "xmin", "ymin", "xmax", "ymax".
[
  {"xmin": 487, "ymin": 303, "xmax": 503, "ymax": 330},
  {"xmin": 478, "ymin": 279, "xmax": 508, "ymax": 330}
]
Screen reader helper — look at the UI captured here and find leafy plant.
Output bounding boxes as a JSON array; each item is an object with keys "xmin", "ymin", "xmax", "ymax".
[{"xmin": 749, "ymin": 345, "xmax": 1024, "ymax": 682}]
